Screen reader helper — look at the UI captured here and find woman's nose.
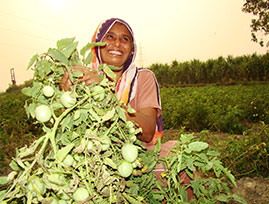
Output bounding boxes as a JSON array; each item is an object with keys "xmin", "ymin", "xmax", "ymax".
[{"xmin": 114, "ymin": 38, "xmax": 120, "ymax": 47}]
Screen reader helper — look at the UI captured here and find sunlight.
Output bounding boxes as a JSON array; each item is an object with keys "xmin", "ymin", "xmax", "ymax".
[{"xmin": 46, "ymin": 0, "xmax": 66, "ymax": 9}]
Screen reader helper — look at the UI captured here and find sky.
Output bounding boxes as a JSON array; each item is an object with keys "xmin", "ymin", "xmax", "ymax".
[{"xmin": 0, "ymin": 0, "xmax": 267, "ymax": 92}]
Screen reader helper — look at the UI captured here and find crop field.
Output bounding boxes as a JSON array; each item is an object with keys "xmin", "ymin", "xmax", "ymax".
[{"xmin": 160, "ymin": 83, "xmax": 269, "ymax": 134}]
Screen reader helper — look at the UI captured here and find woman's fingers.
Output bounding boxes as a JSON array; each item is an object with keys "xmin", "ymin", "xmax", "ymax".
[
  {"xmin": 59, "ymin": 69, "xmax": 72, "ymax": 91},
  {"xmin": 59, "ymin": 66, "xmax": 102, "ymax": 90},
  {"xmin": 72, "ymin": 66, "xmax": 101, "ymax": 85}
]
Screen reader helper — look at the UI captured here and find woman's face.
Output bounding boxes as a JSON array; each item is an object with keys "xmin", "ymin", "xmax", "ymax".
[{"xmin": 100, "ymin": 22, "xmax": 133, "ymax": 68}]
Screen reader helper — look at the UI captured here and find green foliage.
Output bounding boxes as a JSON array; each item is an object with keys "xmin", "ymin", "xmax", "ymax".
[
  {"xmin": 0, "ymin": 82, "xmax": 42, "ymax": 174},
  {"xmin": 149, "ymin": 53, "xmax": 269, "ymax": 86},
  {"xmin": 219, "ymin": 122, "xmax": 269, "ymax": 178},
  {"xmin": 153, "ymin": 133, "xmax": 246, "ymax": 204},
  {"xmin": 242, "ymin": 0, "xmax": 269, "ymax": 47},
  {"xmin": 160, "ymin": 84, "xmax": 269, "ymax": 134}
]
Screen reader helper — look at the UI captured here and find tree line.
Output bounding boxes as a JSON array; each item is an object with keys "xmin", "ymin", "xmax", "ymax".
[{"xmin": 148, "ymin": 53, "xmax": 269, "ymax": 86}]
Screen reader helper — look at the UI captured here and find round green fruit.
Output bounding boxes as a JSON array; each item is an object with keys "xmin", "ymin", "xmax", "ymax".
[
  {"xmin": 35, "ymin": 104, "xmax": 52, "ymax": 123},
  {"xmin": 73, "ymin": 187, "xmax": 89, "ymax": 201},
  {"xmin": 63, "ymin": 154, "xmax": 74, "ymax": 167},
  {"xmin": 42, "ymin": 85, "xmax": 54, "ymax": 97},
  {"xmin": 60, "ymin": 91, "xmax": 76, "ymax": 108},
  {"xmin": 86, "ymin": 140, "xmax": 94, "ymax": 151},
  {"xmin": 122, "ymin": 143, "xmax": 138, "ymax": 163},
  {"xmin": 28, "ymin": 177, "xmax": 46, "ymax": 195},
  {"xmin": 118, "ymin": 160, "xmax": 133, "ymax": 178}
]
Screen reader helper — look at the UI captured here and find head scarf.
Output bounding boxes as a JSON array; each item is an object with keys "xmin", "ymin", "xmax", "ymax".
[
  {"xmin": 91, "ymin": 18, "xmax": 163, "ymax": 144},
  {"xmin": 91, "ymin": 18, "xmax": 136, "ymax": 72}
]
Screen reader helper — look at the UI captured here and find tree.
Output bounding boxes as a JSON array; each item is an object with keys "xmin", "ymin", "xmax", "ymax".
[{"xmin": 242, "ymin": 0, "xmax": 269, "ymax": 47}]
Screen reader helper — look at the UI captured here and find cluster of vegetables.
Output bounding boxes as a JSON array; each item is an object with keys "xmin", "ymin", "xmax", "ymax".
[{"xmin": 0, "ymin": 38, "xmax": 159, "ymax": 203}]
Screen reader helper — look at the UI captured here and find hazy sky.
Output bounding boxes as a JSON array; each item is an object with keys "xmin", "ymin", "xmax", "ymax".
[{"xmin": 0, "ymin": 0, "xmax": 267, "ymax": 91}]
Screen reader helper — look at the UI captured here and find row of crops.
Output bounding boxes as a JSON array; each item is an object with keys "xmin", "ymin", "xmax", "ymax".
[{"xmin": 149, "ymin": 53, "xmax": 269, "ymax": 86}]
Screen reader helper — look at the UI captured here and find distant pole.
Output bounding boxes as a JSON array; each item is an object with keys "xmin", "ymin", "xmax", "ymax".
[{"xmin": 10, "ymin": 68, "xmax": 16, "ymax": 85}]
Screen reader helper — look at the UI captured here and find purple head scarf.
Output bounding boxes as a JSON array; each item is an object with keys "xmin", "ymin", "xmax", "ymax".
[{"xmin": 91, "ymin": 18, "xmax": 137, "ymax": 72}]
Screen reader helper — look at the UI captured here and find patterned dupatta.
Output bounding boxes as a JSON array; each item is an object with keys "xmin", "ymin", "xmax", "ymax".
[{"xmin": 91, "ymin": 18, "xmax": 163, "ymax": 144}]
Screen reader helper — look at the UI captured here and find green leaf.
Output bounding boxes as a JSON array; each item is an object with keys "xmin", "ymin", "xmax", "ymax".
[
  {"xmin": 222, "ymin": 167, "xmax": 236, "ymax": 186},
  {"xmin": 22, "ymin": 87, "xmax": 32, "ymax": 96},
  {"xmin": 197, "ymin": 153, "xmax": 209, "ymax": 162},
  {"xmin": 0, "ymin": 190, "xmax": 7, "ymax": 203},
  {"xmin": 28, "ymin": 102, "xmax": 37, "ymax": 118},
  {"xmin": 27, "ymin": 54, "xmax": 38, "ymax": 69},
  {"xmin": 62, "ymin": 41, "xmax": 78, "ymax": 58},
  {"xmin": 103, "ymin": 65, "xmax": 116, "ymax": 81},
  {"xmin": 127, "ymin": 104, "xmax": 136, "ymax": 114},
  {"xmin": 231, "ymin": 194, "xmax": 248, "ymax": 204},
  {"xmin": 72, "ymin": 70, "xmax": 83, "ymax": 78},
  {"xmin": 102, "ymin": 108, "xmax": 115, "ymax": 122},
  {"xmin": 48, "ymin": 48, "xmax": 68, "ymax": 66},
  {"xmin": 122, "ymin": 192, "xmax": 143, "ymax": 204},
  {"xmin": 7, "ymin": 171, "xmax": 17, "ymax": 182},
  {"xmin": 107, "ymin": 65, "xmax": 121, "ymax": 71},
  {"xmin": 89, "ymin": 108, "xmax": 101, "ymax": 121},
  {"xmin": 9, "ymin": 160, "xmax": 20, "ymax": 171},
  {"xmin": 73, "ymin": 110, "xmax": 81, "ymax": 121},
  {"xmin": 83, "ymin": 52, "xmax": 93, "ymax": 65},
  {"xmin": 216, "ymin": 194, "xmax": 229, "ymax": 202},
  {"xmin": 57, "ymin": 37, "xmax": 75, "ymax": 50},
  {"xmin": 103, "ymin": 158, "xmax": 117, "ymax": 169},
  {"xmin": 186, "ymin": 158, "xmax": 195, "ymax": 171},
  {"xmin": 117, "ymin": 107, "xmax": 126, "ymax": 122},
  {"xmin": 80, "ymin": 42, "xmax": 106, "ymax": 56},
  {"xmin": 0, "ymin": 177, "xmax": 9, "ymax": 185},
  {"xmin": 188, "ymin": 141, "xmax": 208, "ymax": 152},
  {"xmin": 180, "ymin": 133, "xmax": 194, "ymax": 144},
  {"xmin": 207, "ymin": 150, "xmax": 220, "ymax": 156},
  {"xmin": 190, "ymin": 180, "xmax": 200, "ymax": 197},
  {"xmin": 56, "ymin": 143, "xmax": 75, "ymax": 163}
]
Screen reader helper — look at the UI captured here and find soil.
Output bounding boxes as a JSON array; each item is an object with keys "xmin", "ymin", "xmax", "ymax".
[
  {"xmin": 230, "ymin": 176, "xmax": 269, "ymax": 204},
  {"xmin": 162, "ymin": 129, "xmax": 269, "ymax": 204}
]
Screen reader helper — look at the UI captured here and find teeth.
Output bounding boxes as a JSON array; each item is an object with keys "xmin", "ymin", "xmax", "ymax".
[{"xmin": 109, "ymin": 50, "xmax": 122, "ymax": 55}]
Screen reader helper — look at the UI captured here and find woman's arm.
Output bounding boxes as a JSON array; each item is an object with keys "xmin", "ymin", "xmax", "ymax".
[{"xmin": 126, "ymin": 107, "xmax": 157, "ymax": 143}]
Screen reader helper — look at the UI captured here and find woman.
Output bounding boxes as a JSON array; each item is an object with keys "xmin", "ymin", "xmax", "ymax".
[
  {"xmin": 60, "ymin": 18, "xmax": 163, "ymax": 145},
  {"xmin": 60, "ymin": 17, "xmax": 193, "ymax": 201}
]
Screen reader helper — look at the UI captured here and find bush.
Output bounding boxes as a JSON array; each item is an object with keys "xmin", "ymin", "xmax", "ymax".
[{"xmin": 218, "ymin": 122, "xmax": 269, "ymax": 178}]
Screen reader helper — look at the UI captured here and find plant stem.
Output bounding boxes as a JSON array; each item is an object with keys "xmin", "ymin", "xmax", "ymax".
[{"xmin": 49, "ymin": 94, "xmax": 90, "ymax": 156}]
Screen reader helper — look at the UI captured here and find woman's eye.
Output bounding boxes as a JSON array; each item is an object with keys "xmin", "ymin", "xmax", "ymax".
[
  {"xmin": 106, "ymin": 34, "xmax": 114, "ymax": 40},
  {"xmin": 122, "ymin": 37, "xmax": 130, "ymax": 42}
]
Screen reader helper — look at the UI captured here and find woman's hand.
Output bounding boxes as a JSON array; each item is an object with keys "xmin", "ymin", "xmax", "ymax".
[
  {"xmin": 124, "ymin": 106, "xmax": 157, "ymax": 143},
  {"xmin": 59, "ymin": 65, "xmax": 102, "ymax": 91},
  {"xmin": 73, "ymin": 65, "xmax": 102, "ymax": 86},
  {"xmin": 59, "ymin": 68, "xmax": 72, "ymax": 91}
]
